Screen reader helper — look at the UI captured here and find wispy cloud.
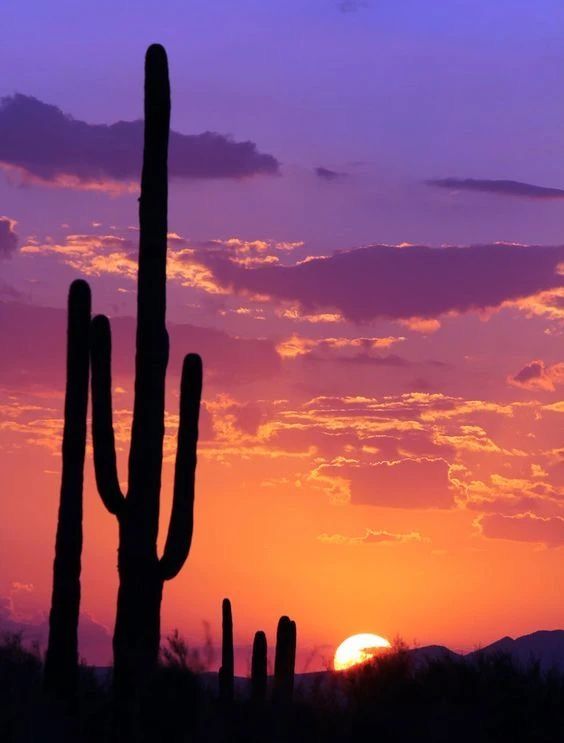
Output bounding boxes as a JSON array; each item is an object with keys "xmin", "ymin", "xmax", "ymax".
[
  {"xmin": 428, "ymin": 178, "xmax": 564, "ymax": 199},
  {"xmin": 315, "ymin": 166, "xmax": 347, "ymax": 181},
  {"xmin": 318, "ymin": 529, "xmax": 426, "ymax": 545}
]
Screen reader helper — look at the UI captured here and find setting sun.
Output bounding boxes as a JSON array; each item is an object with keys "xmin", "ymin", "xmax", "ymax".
[{"xmin": 334, "ymin": 633, "xmax": 391, "ymax": 671}]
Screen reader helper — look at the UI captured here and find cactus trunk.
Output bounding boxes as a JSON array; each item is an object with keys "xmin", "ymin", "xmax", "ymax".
[
  {"xmin": 44, "ymin": 280, "xmax": 91, "ymax": 704},
  {"xmin": 90, "ymin": 44, "xmax": 203, "ymax": 728},
  {"xmin": 251, "ymin": 631, "xmax": 267, "ymax": 704}
]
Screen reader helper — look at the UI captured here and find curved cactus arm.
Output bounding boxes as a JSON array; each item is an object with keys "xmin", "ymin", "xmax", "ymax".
[
  {"xmin": 90, "ymin": 314, "xmax": 126, "ymax": 515},
  {"xmin": 159, "ymin": 353, "xmax": 202, "ymax": 580}
]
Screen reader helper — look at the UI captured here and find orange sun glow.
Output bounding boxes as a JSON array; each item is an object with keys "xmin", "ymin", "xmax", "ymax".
[{"xmin": 333, "ymin": 633, "xmax": 391, "ymax": 671}]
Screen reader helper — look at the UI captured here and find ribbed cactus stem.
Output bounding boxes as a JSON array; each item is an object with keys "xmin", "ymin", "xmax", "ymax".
[
  {"xmin": 44, "ymin": 279, "xmax": 91, "ymax": 703},
  {"xmin": 251, "ymin": 631, "xmax": 267, "ymax": 704},
  {"xmin": 219, "ymin": 598, "xmax": 234, "ymax": 703},
  {"xmin": 89, "ymin": 44, "xmax": 203, "ymax": 727},
  {"xmin": 273, "ymin": 616, "xmax": 297, "ymax": 704}
]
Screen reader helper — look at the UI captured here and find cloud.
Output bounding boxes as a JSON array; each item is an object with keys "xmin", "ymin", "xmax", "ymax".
[
  {"xmin": 509, "ymin": 360, "xmax": 564, "ymax": 392},
  {"xmin": 318, "ymin": 529, "xmax": 425, "ymax": 545},
  {"xmin": 428, "ymin": 178, "xmax": 564, "ymax": 200},
  {"xmin": 478, "ymin": 513, "xmax": 564, "ymax": 547},
  {"xmin": 0, "ymin": 586, "xmax": 112, "ymax": 664},
  {"xmin": 314, "ymin": 456, "xmax": 454, "ymax": 508},
  {"xmin": 315, "ymin": 166, "xmax": 347, "ymax": 181},
  {"xmin": 0, "ymin": 94, "xmax": 279, "ymax": 191},
  {"xmin": 196, "ymin": 243, "xmax": 564, "ymax": 323},
  {"xmin": 21, "ymin": 233, "xmax": 302, "ymax": 292},
  {"xmin": 338, "ymin": 0, "xmax": 368, "ymax": 12},
  {"xmin": 0, "ymin": 216, "xmax": 18, "ymax": 259},
  {"xmin": 0, "ymin": 300, "xmax": 280, "ymax": 390},
  {"xmin": 276, "ymin": 334, "xmax": 405, "ymax": 359}
]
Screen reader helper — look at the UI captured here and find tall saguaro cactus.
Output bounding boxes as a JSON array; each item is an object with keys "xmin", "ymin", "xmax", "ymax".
[
  {"xmin": 44, "ymin": 279, "xmax": 91, "ymax": 703},
  {"xmin": 90, "ymin": 44, "xmax": 203, "ymax": 714},
  {"xmin": 219, "ymin": 598, "xmax": 234, "ymax": 703},
  {"xmin": 273, "ymin": 616, "xmax": 297, "ymax": 705},
  {"xmin": 251, "ymin": 631, "xmax": 267, "ymax": 704}
]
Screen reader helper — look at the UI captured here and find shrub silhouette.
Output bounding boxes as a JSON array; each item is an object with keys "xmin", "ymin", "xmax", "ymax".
[
  {"xmin": 89, "ymin": 43, "xmax": 203, "ymax": 732},
  {"xmin": 44, "ymin": 279, "xmax": 91, "ymax": 705}
]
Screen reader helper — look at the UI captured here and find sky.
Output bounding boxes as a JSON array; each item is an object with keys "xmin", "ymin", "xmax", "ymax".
[{"xmin": 0, "ymin": 0, "xmax": 563, "ymax": 671}]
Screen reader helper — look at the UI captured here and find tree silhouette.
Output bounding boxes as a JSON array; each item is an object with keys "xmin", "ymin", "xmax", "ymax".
[
  {"xmin": 89, "ymin": 43, "xmax": 203, "ymax": 730},
  {"xmin": 44, "ymin": 279, "xmax": 91, "ymax": 705}
]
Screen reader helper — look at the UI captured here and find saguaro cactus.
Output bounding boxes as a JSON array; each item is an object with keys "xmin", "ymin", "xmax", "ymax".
[
  {"xmin": 273, "ymin": 616, "xmax": 297, "ymax": 704},
  {"xmin": 90, "ymin": 44, "xmax": 203, "ymax": 714},
  {"xmin": 251, "ymin": 631, "xmax": 267, "ymax": 704},
  {"xmin": 219, "ymin": 598, "xmax": 234, "ymax": 703},
  {"xmin": 44, "ymin": 279, "xmax": 91, "ymax": 703}
]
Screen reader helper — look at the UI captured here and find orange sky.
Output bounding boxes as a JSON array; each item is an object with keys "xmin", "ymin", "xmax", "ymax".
[{"xmin": 1, "ymin": 238, "xmax": 562, "ymax": 670}]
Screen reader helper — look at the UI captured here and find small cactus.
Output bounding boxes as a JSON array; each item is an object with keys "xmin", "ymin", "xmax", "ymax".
[
  {"xmin": 251, "ymin": 630, "xmax": 267, "ymax": 704},
  {"xmin": 273, "ymin": 616, "xmax": 296, "ymax": 704},
  {"xmin": 219, "ymin": 598, "xmax": 234, "ymax": 703}
]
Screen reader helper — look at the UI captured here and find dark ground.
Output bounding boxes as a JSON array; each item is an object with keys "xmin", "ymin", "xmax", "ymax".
[{"xmin": 3, "ymin": 632, "xmax": 564, "ymax": 742}]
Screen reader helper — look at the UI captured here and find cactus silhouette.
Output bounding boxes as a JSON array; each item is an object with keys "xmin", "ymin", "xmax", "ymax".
[
  {"xmin": 219, "ymin": 598, "xmax": 234, "ymax": 703},
  {"xmin": 44, "ymin": 280, "xmax": 91, "ymax": 704},
  {"xmin": 273, "ymin": 616, "xmax": 297, "ymax": 704},
  {"xmin": 89, "ymin": 44, "xmax": 203, "ymax": 720},
  {"xmin": 251, "ymin": 630, "xmax": 267, "ymax": 704}
]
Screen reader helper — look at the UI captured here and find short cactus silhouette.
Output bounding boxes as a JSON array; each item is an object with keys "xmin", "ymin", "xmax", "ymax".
[
  {"xmin": 219, "ymin": 598, "xmax": 234, "ymax": 703},
  {"xmin": 44, "ymin": 280, "xmax": 91, "ymax": 704},
  {"xmin": 89, "ymin": 43, "xmax": 203, "ymax": 720},
  {"xmin": 273, "ymin": 616, "xmax": 297, "ymax": 704},
  {"xmin": 251, "ymin": 630, "xmax": 267, "ymax": 704}
]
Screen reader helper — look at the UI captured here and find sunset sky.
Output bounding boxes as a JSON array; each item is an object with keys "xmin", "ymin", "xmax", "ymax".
[{"xmin": 1, "ymin": 0, "xmax": 563, "ymax": 672}]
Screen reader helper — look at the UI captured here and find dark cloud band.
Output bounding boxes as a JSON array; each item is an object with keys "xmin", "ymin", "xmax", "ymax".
[
  {"xmin": 0, "ymin": 95, "xmax": 279, "ymax": 187},
  {"xmin": 197, "ymin": 243, "xmax": 564, "ymax": 322}
]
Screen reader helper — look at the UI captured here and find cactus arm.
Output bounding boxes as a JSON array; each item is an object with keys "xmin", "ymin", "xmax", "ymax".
[
  {"xmin": 90, "ymin": 314, "xmax": 126, "ymax": 516},
  {"xmin": 44, "ymin": 280, "xmax": 91, "ymax": 701},
  {"xmin": 159, "ymin": 353, "xmax": 202, "ymax": 580}
]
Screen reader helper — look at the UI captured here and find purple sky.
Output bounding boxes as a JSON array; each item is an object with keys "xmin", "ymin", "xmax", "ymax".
[{"xmin": 2, "ymin": 0, "xmax": 564, "ymax": 261}]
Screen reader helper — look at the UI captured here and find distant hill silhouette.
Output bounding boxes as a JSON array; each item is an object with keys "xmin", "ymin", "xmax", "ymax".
[
  {"xmin": 466, "ymin": 629, "xmax": 564, "ymax": 672},
  {"xmin": 90, "ymin": 629, "xmax": 564, "ymax": 689}
]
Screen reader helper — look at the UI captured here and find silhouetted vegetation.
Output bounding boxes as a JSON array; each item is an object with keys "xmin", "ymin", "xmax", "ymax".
[
  {"xmin": 44, "ymin": 280, "xmax": 91, "ymax": 706},
  {"xmin": 5, "ymin": 633, "xmax": 564, "ymax": 742},
  {"xmin": 89, "ymin": 43, "xmax": 203, "ymax": 735},
  {"xmin": 273, "ymin": 615, "xmax": 297, "ymax": 706},
  {"xmin": 251, "ymin": 630, "xmax": 267, "ymax": 704},
  {"xmin": 218, "ymin": 598, "xmax": 234, "ymax": 704},
  {"xmin": 7, "ymin": 39, "xmax": 560, "ymax": 743}
]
